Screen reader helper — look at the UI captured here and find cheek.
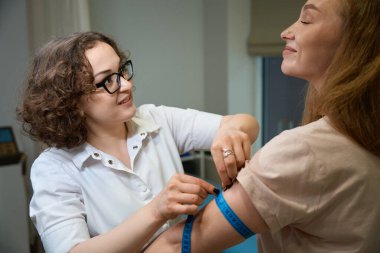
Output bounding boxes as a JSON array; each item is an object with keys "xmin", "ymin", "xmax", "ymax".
[
  {"xmin": 81, "ymin": 96, "xmax": 111, "ymax": 119},
  {"xmin": 303, "ymin": 25, "xmax": 342, "ymax": 69},
  {"xmin": 282, "ymin": 37, "xmax": 338, "ymax": 79},
  {"xmin": 304, "ymin": 39, "xmax": 338, "ymax": 74}
]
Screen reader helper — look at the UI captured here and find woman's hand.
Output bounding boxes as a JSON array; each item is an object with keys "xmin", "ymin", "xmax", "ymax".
[
  {"xmin": 211, "ymin": 114, "xmax": 259, "ymax": 188},
  {"xmin": 151, "ymin": 174, "xmax": 216, "ymax": 221}
]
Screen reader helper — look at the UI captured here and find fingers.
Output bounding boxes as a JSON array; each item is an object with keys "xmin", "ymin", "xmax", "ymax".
[
  {"xmin": 222, "ymin": 148, "xmax": 238, "ymax": 181},
  {"xmin": 242, "ymin": 139, "xmax": 252, "ymax": 163},
  {"xmin": 171, "ymin": 192, "xmax": 205, "ymax": 206},
  {"xmin": 211, "ymin": 147, "xmax": 233, "ymax": 188},
  {"xmin": 156, "ymin": 174, "xmax": 217, "ymax": 219},
  {"xmin": 232, "ymin": 139, "xmax": 252, "ymax": 170},
  {"xmin": 168, "ymin": 180, "xmax": 207, "ymax": 200},
  {"xmin": 211, "ymin": 130, "xmax": 252, "ymax": 187},
  {"xmin": 174, "ymin": 174, "xmax": 216, "ymax": 195},
  {"xmin": 164, "ymin": 203, "xmax": 200, "ymax": 216}
]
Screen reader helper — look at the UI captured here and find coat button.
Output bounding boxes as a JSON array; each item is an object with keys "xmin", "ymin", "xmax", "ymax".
[{"xmin": 108, "ymin": 160, "xmax": 113, "ymax": 165}]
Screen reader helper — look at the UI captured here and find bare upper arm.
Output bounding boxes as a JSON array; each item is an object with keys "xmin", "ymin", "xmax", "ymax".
[
  {"xmin": 189, "ymin": 182, "xmax": 269, "ymax": 252},
  {"xmin": 144, "ymin": 182, "xmax": 269, "ymax": 253},
  {"xmin": 223, "ymin": 181, "xmax": 269, "ymax": 234}
]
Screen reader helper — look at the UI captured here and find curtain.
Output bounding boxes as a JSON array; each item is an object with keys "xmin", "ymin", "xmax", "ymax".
[{"xmin": 27, "ymin": 0, "xmax": 90, "ymax": 52}]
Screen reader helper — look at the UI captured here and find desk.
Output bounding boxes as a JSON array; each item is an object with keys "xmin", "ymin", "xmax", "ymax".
[{"xmin": 0, "ymin": 156, "xmax": 31, "ymax": 253}]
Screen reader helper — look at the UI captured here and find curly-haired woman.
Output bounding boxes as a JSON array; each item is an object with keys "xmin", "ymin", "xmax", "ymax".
[{"xmin": 17, "ymin": 32, "xmax": 259, "ymax": 253}]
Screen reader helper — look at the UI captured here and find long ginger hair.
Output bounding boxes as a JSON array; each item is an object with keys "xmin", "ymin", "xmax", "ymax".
[{"xmin": 302, "ymin": 0, "xmax": 380, "ymax": 157}]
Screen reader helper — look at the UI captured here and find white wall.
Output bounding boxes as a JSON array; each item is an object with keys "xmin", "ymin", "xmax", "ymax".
[
  {"xmin": 203, "ymin": 0, "xmax": 262, "ymax": 150},
  {"xmin": 88, "ymin": 0, "xmax": 205, "ymax": 110},
  {"xmin": 226, "ymin": 0, "xmax": 262, "ymax": 150},
  {"xmin": 88, "ymin": 0, "xmax": 260, "ymax": 123}
]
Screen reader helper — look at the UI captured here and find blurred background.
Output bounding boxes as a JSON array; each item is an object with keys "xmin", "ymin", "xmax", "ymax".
[{"xmin": 0, "ymin": 0, "xmax": 305, "ymax": 252}]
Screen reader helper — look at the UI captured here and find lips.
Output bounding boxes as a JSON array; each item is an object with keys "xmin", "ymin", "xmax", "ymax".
[{"xmin": 283, "ymin": 45, "xmax": 297, "ymax": 53}]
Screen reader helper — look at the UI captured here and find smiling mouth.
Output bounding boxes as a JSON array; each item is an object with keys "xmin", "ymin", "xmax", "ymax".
[
  {"xmin": 284, "ymin": 46, "xmax": 297, "ymax": 52},
  {"xmin": 118, "ymin": 95, "xmax": 131, "ymax": 105}
]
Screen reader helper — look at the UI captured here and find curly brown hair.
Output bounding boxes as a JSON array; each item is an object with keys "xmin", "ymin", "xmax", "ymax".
[
  {"xmin": 302, "ymin": 0, "xmax": 380, "ymax": 157},
  {"xmin": 17, "ymin": 32, "xmax": 128, "ymax": 148}
]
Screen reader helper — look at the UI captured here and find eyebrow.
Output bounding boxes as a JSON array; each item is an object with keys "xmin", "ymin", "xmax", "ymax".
[
  {"xmin": 94, "ymin": 60, "xmax": 123, "ymax": 78},
  {"xmin": 303, "ymin": 3, "xmax": 321, "ymax": 12},
  {"xmin": 94, "ymin": 69, "xmax": 112, "ymax": 78}
]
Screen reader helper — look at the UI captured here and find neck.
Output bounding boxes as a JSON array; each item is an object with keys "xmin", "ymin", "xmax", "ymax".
[
  {"xmin": 86, "ymin": 122, "xmax": 128, "ymax": 153},
  {"xmin": 309, "ymin": 71, "xmax": 329, "ymax": 92}
]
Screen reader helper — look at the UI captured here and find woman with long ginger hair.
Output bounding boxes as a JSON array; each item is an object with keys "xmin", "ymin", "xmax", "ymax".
[{"xmin": 145, "ymin": 0, "xmax": 380, "ymax": 252}]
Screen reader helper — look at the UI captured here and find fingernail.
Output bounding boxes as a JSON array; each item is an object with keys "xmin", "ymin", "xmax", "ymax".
[{"xmin": 213, "ymin": 188, "xmax": 220, "ymax": 195}]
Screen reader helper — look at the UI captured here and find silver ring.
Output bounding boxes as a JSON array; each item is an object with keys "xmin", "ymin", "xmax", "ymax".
[{"xmin": 222, "ymin": 148, "xmax": 234, "ymax": 158}]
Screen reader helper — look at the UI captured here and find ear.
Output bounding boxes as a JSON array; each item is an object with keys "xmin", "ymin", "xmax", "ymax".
[
  {"xmin": 77, "ymin": 99, "xmax": 85, "ymax": 117},
  {"xmin": 77, "ymin": 106, "xmax": 85, "ymax": 117}
]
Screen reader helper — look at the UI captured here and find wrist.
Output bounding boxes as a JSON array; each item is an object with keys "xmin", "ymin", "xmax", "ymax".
[
  {"xmin": 146, "ymin": 198, "xmax": 169, "ymax": 225},
  {"xmin": 220, "ymin": 114, "xmax": 259, "ymax": 143}
]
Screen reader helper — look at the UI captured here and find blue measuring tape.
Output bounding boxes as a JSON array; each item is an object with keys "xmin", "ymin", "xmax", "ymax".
[
  {"xmin": 215, "ymin": 192, "xmax": 255, "ymax": 238},
  {"xmin": 181, "ymin": 214, "xmax": 194, "ymax": 253},
  {"xmin": 181, "ymin": 191, "xmax": 255, "ymax": 253}
]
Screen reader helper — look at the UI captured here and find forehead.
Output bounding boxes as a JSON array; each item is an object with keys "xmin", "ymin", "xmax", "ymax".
[
  {"xmin": 303, "ymin": 0, "xmax": 341, "ymax": 13},
  {"xmin": 85, "ymin": 42, "xmax": 120, "ymax": 72},
  {"xmin": 302, "ymin": 0, "xmax": 344, "ymax": 25}
]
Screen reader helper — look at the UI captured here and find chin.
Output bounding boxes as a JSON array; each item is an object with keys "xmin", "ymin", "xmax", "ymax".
[
  {"xmin": 123, "ymin": 104, "xmax": 137, "ymax": 120},
  {"xmin": 281, "ymin": 63, "xmax": 304, "ymax": 80},
  {"xmin": 129, "ymin": 104, "xmax": 137, "ymax": 116},
  {"xmin": 281, "ymin": 62, "xmax": 294, "ymax": 77}
]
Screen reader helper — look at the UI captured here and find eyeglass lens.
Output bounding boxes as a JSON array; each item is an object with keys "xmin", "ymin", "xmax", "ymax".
[
  {"xmin": 104, "ymin": 61, "xmax": 133, "ymax": 93},
  {"xmin": 104, "ymin": 74, "xmax": 121, "ymax": 93}
]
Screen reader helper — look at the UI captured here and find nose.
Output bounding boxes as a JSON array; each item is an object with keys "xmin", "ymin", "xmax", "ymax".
[
  {"xmin": 281, "ymin": 24, "xmax": 295, "ymax": 41},
  {"xmin": 119, "ymin": 76, "xmax": 133, "ymax": 91}
]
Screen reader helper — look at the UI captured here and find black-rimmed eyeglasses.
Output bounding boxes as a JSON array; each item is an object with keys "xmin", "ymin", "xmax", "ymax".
[{"xmin": 95, "ymin": 60, "xmax": 133, "ymax": 94}]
